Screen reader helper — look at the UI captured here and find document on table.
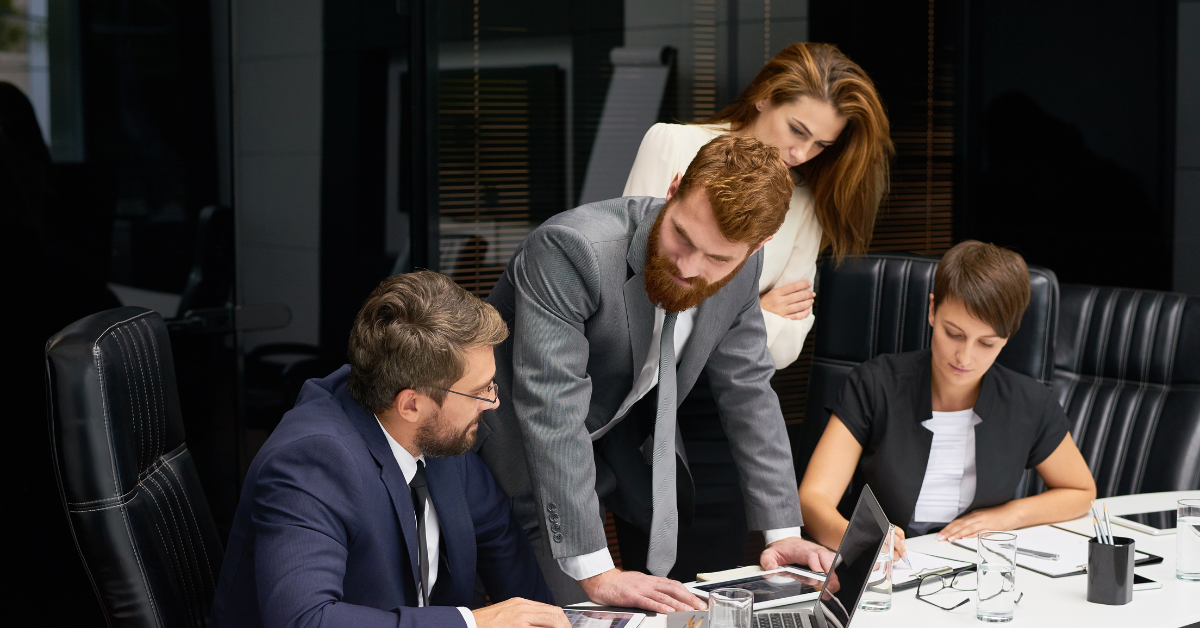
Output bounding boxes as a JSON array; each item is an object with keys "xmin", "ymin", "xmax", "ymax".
[
  {"xmin": 564, "ymin": 609, "xmax": 645, "ymax": 628},
  {"xmin": 892, "ymin": 551, "xmax": 973, "ymax": 588},
  {"xmin": 952, "ymin": 525, "xmax": 1152, "ymax": 577}
]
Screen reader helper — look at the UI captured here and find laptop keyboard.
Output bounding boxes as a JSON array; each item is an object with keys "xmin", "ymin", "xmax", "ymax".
[{"xmin": 752, "ymin": 612, "xmax": 812, "ymax": 628}]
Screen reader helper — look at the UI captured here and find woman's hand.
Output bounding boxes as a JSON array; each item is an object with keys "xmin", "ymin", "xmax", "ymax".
[
  {"xmin": 891, "ymin": 526, "xmax": 908, "ymax": 559},
  {"xmin": 937, "ymin": 506, "xmax": 1019, "ymax": 543},
  {"xmin": 761, "ymin": 279, "xmax": 815, "ymax": 320}
]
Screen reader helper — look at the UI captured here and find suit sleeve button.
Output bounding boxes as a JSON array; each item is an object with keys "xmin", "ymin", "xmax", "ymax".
[
  {"xmin": 553, "ymin": 533, "xmax": 564, "ymax": 543},
  {"xmin": 547, "ymin": 503, "xmax": 558, "ymax": 513},
  {"xmin": 549, "ymin": 513, "xmax": 561, "ymax": 523},
  {"xmin": 551, "ymin": 523, "xmax": 562, "ymax": 533}
]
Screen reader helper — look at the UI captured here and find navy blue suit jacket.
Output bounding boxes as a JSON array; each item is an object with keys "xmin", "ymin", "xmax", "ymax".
[{"xmin": 210, "ymin": 366, "xmax": 553, "ymax": 628}]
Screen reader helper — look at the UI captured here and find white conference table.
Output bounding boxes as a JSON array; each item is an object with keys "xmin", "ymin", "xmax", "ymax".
[{"xmin": 633, "ymin": 490, "xmax": 1200, "ymax": 628}]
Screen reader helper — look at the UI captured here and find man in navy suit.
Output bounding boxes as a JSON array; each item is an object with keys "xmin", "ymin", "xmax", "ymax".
[{"xmin": 210, "ymin": 271, "xmax": 566, "ymax": 628}]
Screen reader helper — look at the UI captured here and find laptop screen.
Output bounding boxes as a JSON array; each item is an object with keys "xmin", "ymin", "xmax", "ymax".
[{"xmin": 812, "ymin": 486, "xmax": 892, "ymax": 628}]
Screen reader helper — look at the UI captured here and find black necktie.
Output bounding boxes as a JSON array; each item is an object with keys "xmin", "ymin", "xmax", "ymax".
[{"xmin": 410, "ymin": 460, "xmax": 431, "ymax": 604}]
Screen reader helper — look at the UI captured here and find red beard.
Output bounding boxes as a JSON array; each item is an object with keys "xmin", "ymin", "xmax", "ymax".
[{"xmin": 643, "ymin": 207, "xmax": 748, "ymax": 313}]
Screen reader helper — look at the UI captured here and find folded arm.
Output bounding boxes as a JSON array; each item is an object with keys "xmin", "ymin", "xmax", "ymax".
[{"xmin": 758, "ymin": 190, "xmax": 822, "ymax": 369}]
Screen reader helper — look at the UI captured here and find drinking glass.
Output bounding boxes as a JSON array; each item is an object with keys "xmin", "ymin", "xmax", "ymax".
[
  {"xmin": 859, "ymin": 525, "xmax": 894, "ymax": 611},
  {"xmin": 976, "ymin": 531, "xmax": 1018, "ymax": 623},
  {"xmin": 1178, "ymin": 499, "xmax": 1200, "ymax": 581},
  {"xmin": 708, "ymin": 588, "xmax": 753, "ymax": 628}
]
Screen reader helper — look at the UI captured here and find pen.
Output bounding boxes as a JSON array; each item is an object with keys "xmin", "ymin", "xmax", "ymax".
[
  {"xmin": 897, "ymin": 555, "xmax": 913, "ymax": 570},
  {"xmin": 1016, "ymin": 547, "xmax": 1059, "ymax": 561}
]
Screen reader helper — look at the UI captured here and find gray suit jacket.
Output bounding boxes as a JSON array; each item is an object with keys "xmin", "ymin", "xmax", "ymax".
[{"xmin": 478, "ymin": 196, "xmax": 802, "ymax": 560}]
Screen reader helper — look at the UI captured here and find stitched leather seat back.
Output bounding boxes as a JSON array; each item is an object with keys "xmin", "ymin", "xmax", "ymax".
[
  {"xmin": 796, "ymin": 252, "xmax": 1059, "ymax": 479},
  {"xmin": 1051, "ymin": 285, "xmax": 1200, "ymax": 496},
  {"xmin": 45, "ymin": 307, "xmax": 223, "ymax": 628}
]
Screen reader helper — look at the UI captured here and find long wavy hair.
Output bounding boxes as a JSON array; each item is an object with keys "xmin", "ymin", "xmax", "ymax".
[{"xmin": 705, "ymin": 43, "xmax": 893, "ymax": 261}]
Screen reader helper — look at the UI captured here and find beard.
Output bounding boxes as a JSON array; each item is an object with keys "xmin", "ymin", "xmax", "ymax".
[
  {"xmin": 643, "ymin": 206, "xmax": 749, "ymax": 313},
  {"xmin": 414, "ymin": 407, "xmax": 480, "ymax": 458}
]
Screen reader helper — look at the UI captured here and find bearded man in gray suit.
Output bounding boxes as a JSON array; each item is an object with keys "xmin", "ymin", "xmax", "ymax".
[{"xmin": 478, "ymin": 134, "xmax": 834, "ymax": 612}]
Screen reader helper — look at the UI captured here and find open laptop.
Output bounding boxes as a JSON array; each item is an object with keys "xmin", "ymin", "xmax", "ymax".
[{"xmin": 752, "ymin": 485, "xmax": 892, "ymax": 628}]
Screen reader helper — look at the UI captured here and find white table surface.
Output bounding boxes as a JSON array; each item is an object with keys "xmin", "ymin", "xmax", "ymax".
[{"xmin": 634, "ymin": 490, "xmax": 1200, "ymax": 628}]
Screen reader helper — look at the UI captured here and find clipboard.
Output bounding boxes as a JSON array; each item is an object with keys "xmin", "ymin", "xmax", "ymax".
[{"xmin": 952, "ymin": 525, "xmax": 1163, "ymax": 578}]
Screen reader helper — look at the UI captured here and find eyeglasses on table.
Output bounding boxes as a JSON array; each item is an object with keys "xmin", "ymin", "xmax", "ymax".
[{"xmin": 915, "ymin": 570, "xmax": 1023, "ymax": 611}]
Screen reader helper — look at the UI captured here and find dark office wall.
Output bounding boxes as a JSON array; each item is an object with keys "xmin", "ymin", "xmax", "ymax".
[
  {"xmin": 9, "ymin": 2, "xmax": 221, "ymax": 624},
  {"xmin": 961, "ymin": 0, "xmax": 1177, "ymax": 290},
  {"xmin": 810, "ymin": 0, "xmax": 1178, "ymax": 290},
  {"xmin": 319, "ymin": 1, "xmax": 408, "ymax": 355},
  {"xmin": 319, "ymin": 0, "xmax": 623, "ymax": 357},
  {"xmin": 438, "ymin": 0, "xmax": 623, "ymax": 207}
]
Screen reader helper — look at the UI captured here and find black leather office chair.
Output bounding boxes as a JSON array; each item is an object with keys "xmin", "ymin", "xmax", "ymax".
[
  {"xmin": 795, "ymin": 252, "xmax": 1060, "ymax": 485},
  {"xmin": 1050, "ymin": 285, "xmax": 1200, "ymax": 497},
  {"xmin": 45, "ymin": 307, "xmax": 224, "ymax": 628}
]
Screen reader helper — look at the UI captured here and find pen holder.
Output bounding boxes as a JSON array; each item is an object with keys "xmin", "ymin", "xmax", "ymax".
[{"xmin": 1086, "ymin": 536, "xmax": 1135, "ymax": 605}]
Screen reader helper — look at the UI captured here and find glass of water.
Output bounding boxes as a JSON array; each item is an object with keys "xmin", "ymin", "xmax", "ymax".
[
  {"xmin": 1178, "ymin": 499, "xmax": 1200, "ymax": 581},
  {"xmin": 708, "ymin": 588, "xmax": 753, "ymax": 628},
  {"xmin": 976, "ymin": 531, "xmax": 1018, "ymax": 623},
  {"xmin": 859, "ymin": 525, "xmax": 894, "ymax": 611}
]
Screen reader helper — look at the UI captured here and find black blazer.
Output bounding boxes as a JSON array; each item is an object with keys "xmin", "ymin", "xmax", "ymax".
[{"xmin": 828, "ymin": 349, "xmax": 1070, "ymax": 536}]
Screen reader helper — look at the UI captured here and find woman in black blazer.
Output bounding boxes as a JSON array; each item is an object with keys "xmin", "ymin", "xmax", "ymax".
[{"xmin": 798, "ymin": 241, "xmax": 1096, "ymax": 555}]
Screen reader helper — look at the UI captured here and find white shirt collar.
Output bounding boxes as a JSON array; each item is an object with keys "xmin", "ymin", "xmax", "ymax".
[{"xmin": 375, "ymin": 415, "xmax": 425, "ymax": 486}]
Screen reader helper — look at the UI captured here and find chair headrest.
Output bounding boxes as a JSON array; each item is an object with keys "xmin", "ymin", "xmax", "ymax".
[
  {"xmin": 815, "ymin": 252, "xmax": 1059, "ymax": 383},
  {"xmin": 1055, "ymin": 284, "xmax": 1200, "ymax": 385},
  {"xmin": 45, "ymin": 307, "xmax": 186, "ymax": 506}
]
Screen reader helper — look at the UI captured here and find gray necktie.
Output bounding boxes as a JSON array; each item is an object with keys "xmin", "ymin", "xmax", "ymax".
[{"xmin": 646, "ymin": 311, "xmax": 679, "ymax": 577}]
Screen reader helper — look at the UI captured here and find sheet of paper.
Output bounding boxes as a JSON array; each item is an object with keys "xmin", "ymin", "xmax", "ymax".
[
  {"xmin": 952, "ymin": 525, "xmax": 1149, "ymax": 577},
  {"xmin": 565, "ymin": 610, "xmax": 644, "ymax": 628},
  {"xmin": 665, "ymin": 611, "xmax": 708, "ymax": 628},
  {"xmin": 892, "ymin": 551, "xmax": 973, "ymax": 586},
  {"xmin": 696, "ymin": 565, "xmax": 763, "ymax": 582}
]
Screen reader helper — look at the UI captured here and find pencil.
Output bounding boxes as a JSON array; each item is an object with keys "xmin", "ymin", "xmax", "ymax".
[
  {"xmin": 1103, "ymin": 505, "xmax": 1114, "ymax": 544},
  {"xmin": 1092, "ymin": 517, "xmax": 1102, "ymax": 541}
]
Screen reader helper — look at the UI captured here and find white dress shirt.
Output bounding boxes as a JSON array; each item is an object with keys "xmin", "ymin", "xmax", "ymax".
[
  {"xmin": 623, "ymin": 122, "xmax": 823, "ymax": 369},
  {"xmin": 377, "ymin": 419, "xmax": 477, "ymax": 628},
  {"xmin": 910, "ymin": 409, "xmax": 982, "ymax": 534},
  {"xmin": 556, "ymin": 308, "xmax": 802, "ymax": 580}
]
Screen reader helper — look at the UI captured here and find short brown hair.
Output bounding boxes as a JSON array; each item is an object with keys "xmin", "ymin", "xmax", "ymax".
[
  {"xmin": 674, "ymin": 133, "xmax": 794, "ymax": 246},
  {"xmin": 707, "ymin": 43, "xmax": 894, "ymax": 262},
  {"xmin": 348, "ymin": 270, "xmax": 508, "ymax": 413},
  {"xmin": 934, "ymin": 240, "xmax": 1031, "ymax": 339}
]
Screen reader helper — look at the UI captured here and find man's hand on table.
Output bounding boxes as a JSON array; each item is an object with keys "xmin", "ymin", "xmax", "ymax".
[
  {"xmin": 578, "ymin": 568, "xmax": 708, "ymax": 614},
  {"xmin": 472, "ymin": 597, "xmax": 571, "ymax": 628},
  {"xmin": 760, "ymin": 536, "xmax": 835, "ymax": 574}
]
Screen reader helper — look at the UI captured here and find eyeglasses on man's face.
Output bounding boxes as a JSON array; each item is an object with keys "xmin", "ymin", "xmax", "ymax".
[
  {"xmin": 438, "ymin": 381, "xmax": 498, "ymax": 407},
  {"xmin": 915, "ymin": 570, "xmax": 1023, "ymax": 611}
]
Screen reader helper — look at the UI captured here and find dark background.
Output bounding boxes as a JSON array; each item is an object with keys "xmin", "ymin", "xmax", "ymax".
[{"xmin": 4, "ymin": 0, "xmax": 1194, "ymax": 623}]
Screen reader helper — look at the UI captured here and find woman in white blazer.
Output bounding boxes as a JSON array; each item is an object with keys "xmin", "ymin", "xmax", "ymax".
[
  {"xmin": 624, "ymin": 42, "xmax": 893, "ymax": 368},
  {"xmin": 621, "ymin": 43, "xmax": 893, "ymax": 578}
]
